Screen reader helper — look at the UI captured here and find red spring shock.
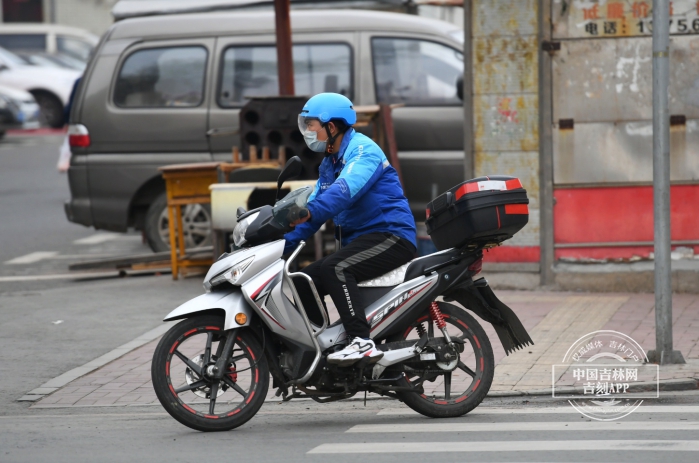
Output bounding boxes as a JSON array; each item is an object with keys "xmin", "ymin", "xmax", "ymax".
[{"xmin": 429, "ymin": 301, "xmax": 446, "ymax": 330}]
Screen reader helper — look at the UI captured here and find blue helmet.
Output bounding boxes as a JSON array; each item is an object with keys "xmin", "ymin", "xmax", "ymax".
[{"xmin": 299, "ymin": 93, "xmax": 357, "ymax": 126}]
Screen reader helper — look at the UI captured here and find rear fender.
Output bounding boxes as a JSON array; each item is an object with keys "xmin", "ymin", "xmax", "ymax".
[
  {"xmin": 163, "ymin": 290, "xmax": 253, "ymax": 330},
  {"xmin": 444, "ymin": 279, "xmax": 534, "ymax": 355}
]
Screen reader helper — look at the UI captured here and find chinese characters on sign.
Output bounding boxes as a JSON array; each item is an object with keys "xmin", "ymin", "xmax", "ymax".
[
  {"xmin": 573, "ymin": 367, "xmax": 639, "ymax": 395},
  {"xmin": 567, "ymin": 0, "xmax": 699, "ymax": 37}
]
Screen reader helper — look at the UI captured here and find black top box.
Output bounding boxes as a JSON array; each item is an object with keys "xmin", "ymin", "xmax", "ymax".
[{"xmin": 425, "ymin": 176, "xmax": 529, "ymax": 251}]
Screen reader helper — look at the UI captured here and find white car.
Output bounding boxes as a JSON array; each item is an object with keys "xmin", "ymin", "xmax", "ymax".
[
  {"xmin": 0, "ymin": 47, "xmax": 81, "ymax": 128},
  {"xmin": 0, "ymin": 84, "xmax": 40, "ymax": 138},
  {"xmin": 0, "ymin": 23, "xmax": 98, "ymax": 63}
]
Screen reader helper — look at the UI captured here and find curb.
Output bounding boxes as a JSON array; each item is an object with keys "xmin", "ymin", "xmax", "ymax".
[{"xmin": 487, "ymin": 377, "xmax": 699, "ymax": 398}]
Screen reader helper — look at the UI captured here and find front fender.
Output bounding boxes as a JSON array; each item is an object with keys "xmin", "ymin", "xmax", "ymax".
[{"xmin": 164, "ymin": 290, "xmax": 253, "ymax": 330}]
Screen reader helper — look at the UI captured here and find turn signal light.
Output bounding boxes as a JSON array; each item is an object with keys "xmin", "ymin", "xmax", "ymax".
[
  {"xmin": 235, "ymin": 313, "xmax": 247, "ymax": 325},
  {"xmin": 68, "ymin": 124, "xmax": 90, "ymax": 148}
]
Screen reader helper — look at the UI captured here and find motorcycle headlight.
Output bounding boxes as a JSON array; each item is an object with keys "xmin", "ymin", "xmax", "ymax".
[
  {"xmin": 232, "ymin": 212, "xmax": 259, "ymax": 248},
  {"xmin": 210, "ymin": 256, "xmax": 255, "ymax": 287}
]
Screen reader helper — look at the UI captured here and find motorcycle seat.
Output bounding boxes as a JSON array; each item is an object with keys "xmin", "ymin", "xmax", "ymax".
[{"xmin": 357, "ymin": 248, "xmax": 459, "ymax": 287}]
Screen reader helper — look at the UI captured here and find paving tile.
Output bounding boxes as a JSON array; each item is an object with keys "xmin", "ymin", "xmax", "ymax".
[{"xmin": 30, "ymin": 290, "xmax": 699, "ymax": 409}]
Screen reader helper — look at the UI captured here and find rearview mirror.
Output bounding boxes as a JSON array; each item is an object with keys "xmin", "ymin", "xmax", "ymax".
[{"xmin": 277, "ymin": 156, "xmax": 303, "ymax": 193}]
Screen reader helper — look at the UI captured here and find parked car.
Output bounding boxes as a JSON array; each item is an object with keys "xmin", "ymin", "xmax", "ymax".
[
  {"xmin": 0, "ymin": 24, "xmax": 98, "ymax": 64},
  {"xmin": 0, "ymin": 84, "xmax": 41, "ymax": 138},
  {"xmin": 15, "ymin": 51, "xmax": 87, "ymax": 71},
  {"xmin": 0, "ymin": 47, "xmax": 81, "ymax": 127},
  {"xmin": 65, "ymin": 9, "xmax": 465, "ymax": 252}
]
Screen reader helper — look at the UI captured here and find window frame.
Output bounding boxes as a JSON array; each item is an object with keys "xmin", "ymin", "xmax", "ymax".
[
  {"xmin": 56, "ymin": 34, "xmax": 95, "ymax": 62},
  {"xmin": 112, "ymin": 44, "xmax": 210, "ymax": 109},
  {"xmin": 370, "ymin": 36, "xmax": 464, "ymax": 108},
  {"xmin": 215, "ymin": 41, "xmax": 355, "ymax": 109}
]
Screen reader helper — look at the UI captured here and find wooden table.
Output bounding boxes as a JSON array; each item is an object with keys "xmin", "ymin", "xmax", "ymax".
[{"xmin": 159, "ymin": 162, "xmax": 220, "ymax": 280}]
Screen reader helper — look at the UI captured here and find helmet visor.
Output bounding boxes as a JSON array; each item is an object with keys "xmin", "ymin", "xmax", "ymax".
[{"xmin": 298, "ymin": 115, "xmax": 321, "ymax": 134}]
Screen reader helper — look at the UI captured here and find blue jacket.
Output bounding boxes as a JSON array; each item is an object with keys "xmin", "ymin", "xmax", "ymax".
[{"xmin": 284, "ymin": 129, "xmax": 416, "ymax": 254}]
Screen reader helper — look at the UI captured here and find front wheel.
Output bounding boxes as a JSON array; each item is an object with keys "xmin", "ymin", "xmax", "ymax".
[
  {"xmin": 391, "ymin": 302, "xmax": 494, "ymax": 418},
  {"xmin": 151, "ymin": 315, "xmax": 269, "ymax": 432}
]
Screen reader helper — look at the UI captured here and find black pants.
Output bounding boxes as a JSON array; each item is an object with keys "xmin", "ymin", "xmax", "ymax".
[{"xmin": 301, "ymin": 232, "xmax": 415, "ymax": 339}]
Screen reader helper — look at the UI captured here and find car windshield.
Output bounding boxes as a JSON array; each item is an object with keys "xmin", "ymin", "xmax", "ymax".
[
  {"xmin": 271, "ymin": 186, "xmax": 313, "ymax": 229},
  {"xmin": 0, "ymin": 47, "xmax": 30, "ymax": 66}
]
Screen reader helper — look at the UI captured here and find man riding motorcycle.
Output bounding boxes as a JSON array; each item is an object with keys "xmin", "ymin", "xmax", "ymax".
[{"xmin": 284, "ymin": 92, "xmax": 417, "ymax": 366}]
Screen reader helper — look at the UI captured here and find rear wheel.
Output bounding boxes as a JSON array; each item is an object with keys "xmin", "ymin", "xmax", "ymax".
[
  {"xmin": 391, "ymin": 302, "xmax": 494, "ymax": 418},
  {"xmin": 31, "ymin": 91, "xmax": 64, "ymax": 128},
  {"xmin": 151, "ymin": 316, "xmax": 268, "ymax": 432},
  {"xmin": 144, "ymin": 192, "xmax": 212, "ymax": 252}
]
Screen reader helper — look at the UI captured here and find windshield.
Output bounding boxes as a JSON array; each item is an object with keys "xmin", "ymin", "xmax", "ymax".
[
  {"xmin": 0, "ymin": 47, "xmax": 30, "ymax": 66},
  {"xmin": 272, "ymin": 187, "xmax": 313, "ymax": 229}
]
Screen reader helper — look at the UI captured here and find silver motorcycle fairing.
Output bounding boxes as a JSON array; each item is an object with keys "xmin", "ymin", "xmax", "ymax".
[
  {"xmin": 366, "ymin": 274, "xmax": 439, "ymax": 338},
  {"xmin": 314, "ymin": 274, "xmax": 439, "ymax": 350},
  {"xmin": 163, "ymin": 290, "xmax": 253, "ymax": 330},
  {"xmin": 241, "ymin": 260, "xmax": 316, "ymax": 349},
  {"xmin": 204, "ymin": 239, "xmax": 285, "ymax": 290}
]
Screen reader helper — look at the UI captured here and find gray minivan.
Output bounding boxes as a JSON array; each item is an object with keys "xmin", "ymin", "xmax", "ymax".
[{"xmin": 65, "ymin": 9, "xmax": 465, "ymax": 252}]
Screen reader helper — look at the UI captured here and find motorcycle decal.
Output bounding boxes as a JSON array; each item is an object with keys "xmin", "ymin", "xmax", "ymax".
[
  {"xmin": 368, "ymin": 281, "xmax": 433, "ymax": 331},
  {"xmin": 249, "ymin": 275, "xmax": 286, "ymax": 330},
  {"xmin": 258, "ymin": 299, "xmax": 286, "ymax": 330},
  {"xmin": 251, "ymin": 275, "xmax": 277, "ymax": 301}
]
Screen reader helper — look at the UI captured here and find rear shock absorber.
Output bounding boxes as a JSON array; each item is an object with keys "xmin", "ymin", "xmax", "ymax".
[
  {"xmin": 429, "ymin": 301, "xmax": 446, "ymax": 329},
  {"xmin": 415, "ymin": 322, "xmax": 426, "ymax": 337},
  {"xmin": 430, "ymin": 301, "xmax": 454, "ymax": 347}
]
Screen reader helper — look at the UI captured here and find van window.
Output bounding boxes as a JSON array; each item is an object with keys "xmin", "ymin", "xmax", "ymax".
[
  {"xmin": 371, "ymin": 38, "xmax": 463, "ymax": 106},
  {"xmin": 114, "ymin": 46, "xmax": 207, "ymax": 108},
  {"xmin": 57, "ymin": 36, "xmax": 94, "ymax": 61},
  {"xmin": 0, "ymin": 34, "xmax": 47, "ymax": 51},
  {"xmin": 218, "ymin": 43, "xmax": 352, "ymax": 107}
]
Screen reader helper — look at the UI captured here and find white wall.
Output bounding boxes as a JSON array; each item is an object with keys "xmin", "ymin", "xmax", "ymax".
[{"xmin": 43, "ymin": 0, "xmax": 118, "ymax": 36}]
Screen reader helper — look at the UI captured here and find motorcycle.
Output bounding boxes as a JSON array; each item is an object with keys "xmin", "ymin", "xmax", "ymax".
[{"xmin": 151, "ymin": 156, "xmax": 534, "ymax": 432}]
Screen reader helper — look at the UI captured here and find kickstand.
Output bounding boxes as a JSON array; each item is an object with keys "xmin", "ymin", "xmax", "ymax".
[{"xmin": 364, "ymin": 390, "xmax": 367, "ymax": 407}]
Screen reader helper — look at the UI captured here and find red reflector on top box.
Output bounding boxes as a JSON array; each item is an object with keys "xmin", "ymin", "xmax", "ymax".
[
  {"xmin": 454, "ymin": 178, "xmax": 523, "ymax": 201},
  {"xmin": 505, "ymin": 204, "xmax": 528, "ymax": 215},
  {"xmin": 425, "ymin": 176, "xmax": 529, "ymax": 250}
]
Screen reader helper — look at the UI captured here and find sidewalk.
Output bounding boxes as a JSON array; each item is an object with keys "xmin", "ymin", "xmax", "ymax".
[{"xmin": 28, "ymin": 290, "xmax": 699, "ymax": 409}]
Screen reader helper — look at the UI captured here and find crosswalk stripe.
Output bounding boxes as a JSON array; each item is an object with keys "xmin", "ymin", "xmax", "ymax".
[
  {"xmin": 73, "ymin": 234, "xmax": 120, "ymax": 245},
  {"xmin": 308, "ymin": 440, "xmax": 699, "ymax": 454},
  {"xmin": 349, "ymin": 421, "xmax": 699, "ymax": 433},
  {"xmin": 377, "ymin": 405, "xmax": 699, "ymax": 415},
  {"xmin": 5, "ymin": 251, "xmax": 58, "ymax": 264}
]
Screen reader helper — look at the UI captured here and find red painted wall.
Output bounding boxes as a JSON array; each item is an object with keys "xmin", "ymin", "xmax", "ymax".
[
  {"xmin": 481, "ymin": 185, "xmax": 699, "ymax": 263},
  {"xmin": 553, "ymin": 185, "xmax": 699, "ymax": 260}
]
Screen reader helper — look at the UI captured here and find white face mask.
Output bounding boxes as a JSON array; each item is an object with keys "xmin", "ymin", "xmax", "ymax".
[{"xmin": 303, "ymin": 130, "xmax": 327, "ymax": 153}]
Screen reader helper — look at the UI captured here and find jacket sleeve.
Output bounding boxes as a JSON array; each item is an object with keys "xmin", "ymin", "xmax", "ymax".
[{"xmin": 305, "ymin": 146, "xmax": 385, "ymax": 229}]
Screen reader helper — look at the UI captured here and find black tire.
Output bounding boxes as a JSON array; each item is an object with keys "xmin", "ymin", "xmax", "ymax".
[
  {"xmin": 144, "ymin": 192, "xmax": 212, "ymax": 253},
  {"xmin": 391, "ymin": 302, "xmax": 494, "ymax": 418},
  {"xmin": 31, "ymin": 91, "xmax": 64, "ymax": 128},
  {"xmin": 151, "ymin": 316, "xmax": 269, "ymax": 432}
]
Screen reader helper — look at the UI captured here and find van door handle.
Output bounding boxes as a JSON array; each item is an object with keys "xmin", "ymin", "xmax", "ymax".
[{"xmin": 206, "ymin": 127, "xmax": 239, "ymax": 137}]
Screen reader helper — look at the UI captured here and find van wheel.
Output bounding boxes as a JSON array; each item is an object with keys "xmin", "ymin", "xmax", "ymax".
[
  {"xmin": 144, "ymin": 192, "xmax": 213, "ymax": 253},
  {"xmin": 31, "ymin": 91, "xmax": 64, "ymax": 128}
]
